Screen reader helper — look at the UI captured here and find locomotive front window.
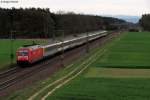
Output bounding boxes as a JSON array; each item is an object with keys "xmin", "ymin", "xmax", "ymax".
[{"xmin": 18, "ymin": 50, "xmax": 28, "ymax": 55}]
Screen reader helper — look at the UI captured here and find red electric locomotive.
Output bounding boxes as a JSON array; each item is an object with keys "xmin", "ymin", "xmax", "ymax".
[{"xmin": 16, "ymin": 45, "xmax": 44, "ymax": 65}]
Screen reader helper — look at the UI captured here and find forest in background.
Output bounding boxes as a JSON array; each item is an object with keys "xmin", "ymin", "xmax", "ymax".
[
  {"xmin": 0, "ymin": 8, "xmax": 127, "ymax": 38},
  {"xmin": 140, "ymin": 14, "xmax": 150, "ymax": 31}
]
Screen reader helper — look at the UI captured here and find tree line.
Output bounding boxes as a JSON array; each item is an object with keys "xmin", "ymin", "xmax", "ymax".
[
  {"xmin": 0, "ymin": 8, "xmax": 126, "ymax": 38},
  {"xmin": 140, "ymin": 14, "xmax": 150, "ymax": 31}
]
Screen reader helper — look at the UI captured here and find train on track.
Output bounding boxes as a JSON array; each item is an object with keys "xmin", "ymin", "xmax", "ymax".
[{"xmin": 16, "ymin": 31, "xmax": 108, "ymax": 66}]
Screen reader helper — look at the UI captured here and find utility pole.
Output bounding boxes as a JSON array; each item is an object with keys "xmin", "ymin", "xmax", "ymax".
[
  {"xmin": 10, "ymin": 10, "xmax": 14, "ymax": 66},
  {"xmin": 86, "ymin": 31, "xmax": 89, "ymax": 53},
  {"xmin": 44, "ymin": 15, "xmax": 48, "ymax": 39},
  {"xmin": 60, "ymin": 30, "xmax": 65, "ymax": 67},
  {"xmin": 52, "ymin": 28, "xmax": 56, "ymax": 42},
  {"xmin": 57, "ymin": 30, "xmax": 65, "ymax": 67}
]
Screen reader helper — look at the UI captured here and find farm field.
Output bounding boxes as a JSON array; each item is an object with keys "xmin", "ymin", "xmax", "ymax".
[
  {"xmin": 48, "ymin": 78, "xmax": 150, "ymax": 100},
  {"xmin": 93, "ymin": 32, "xmax": 150, "ymax": 68},
  {"xmin": 4, "ymin": 32, "xmax": 150, "ymax": 100},
  {"xmin": 46, "ymin": 32, "xmax": 150, "ymax": 100},
  {"xmin": 0, "ymin": 39, "xmax": 47, "ymax": 70}
]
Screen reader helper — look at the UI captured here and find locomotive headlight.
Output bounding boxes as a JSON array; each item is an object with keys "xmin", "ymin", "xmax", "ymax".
[
  {"xmin": 24, "ymin": 56, "xmax": 29, "ymax": 60},
  {"xmin": 18, "ymin": 56, "xmax": 29, "ymax": 60}
]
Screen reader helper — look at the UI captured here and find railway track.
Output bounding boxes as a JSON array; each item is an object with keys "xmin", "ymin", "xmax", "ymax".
[
  {"xmin": 0, "ymin": 51, "xmax": 64, "ymax": 90},
  {"xmin": 0, "ymin": 67, "xmax": 21, "ymax": 79},
  {"xmin": 0, "ymin": 55, "xmax": 61, "ymax": 90},
  {"xmin": 0, "ymin": 43, "xmax": 85, "ymax": 91},
  {"xmin": 0, "ymin": 44, "xmax": 84, "ymax": 92},
  {"xmin": 29, "ymin": 47, "xmax": 106, "ymax": 100},
  {"xmin": 0, "ymin": 32, "xmax": 107, "ymax": 90},
  {"xmin": 0, "ymin": 31, "xmax": 121, "ymax": 97}
]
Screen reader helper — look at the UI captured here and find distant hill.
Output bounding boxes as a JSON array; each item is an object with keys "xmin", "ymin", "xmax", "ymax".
[
  {"xmin": 113, "ymin": 15, "xmax": 141, "ymax": 23},
  {"xmin": 102, "ymin": 15, "xmax": 141, "ymax": 23}
]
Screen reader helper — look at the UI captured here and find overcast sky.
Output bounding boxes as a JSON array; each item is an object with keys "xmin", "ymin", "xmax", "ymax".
[{"xmin": 0, "ymin": 0, "xmax": 150, "ymax": 16}]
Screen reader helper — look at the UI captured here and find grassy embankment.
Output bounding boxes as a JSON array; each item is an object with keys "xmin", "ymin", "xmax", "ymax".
[
  {"xmin": 46, "ymin": 32, "xmax": 150, "ymax": 100},
  {"xmin": 6, "ymin": 32, "xmax": 150, "ymax": 100},
  {"xmin": 5, "ymin": 32, "xmax": 111, "ymax": 100},
  {"xmin": 93, "ymin": 32, "xmax": 150, "ymax": 68}
]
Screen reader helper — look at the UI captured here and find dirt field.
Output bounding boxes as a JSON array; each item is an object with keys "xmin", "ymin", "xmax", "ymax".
[{"xmin": 85, "ymin": 68, "xmax": 150, "ymax": 78}]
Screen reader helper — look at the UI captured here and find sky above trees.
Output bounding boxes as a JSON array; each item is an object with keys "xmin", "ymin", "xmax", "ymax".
[{"xmin": 0, "ymin": 0, "xmax": 149, "ymax": 16}]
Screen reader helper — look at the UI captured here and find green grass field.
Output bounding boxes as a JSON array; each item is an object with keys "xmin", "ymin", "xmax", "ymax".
[
  {"xmin": 92, "ymin": 32, "xmax": 150, "ymax": 68},
  {"xmin": 48, "ymin": 78, "xmax": 150, "ymax": 100},
  {"xmin": 4, "ymin": 32, "xmax": 150, "ymax": 100},
  {"xmin": 0, "ymin": 39, "xmax": 47, "ymax": 70},
  {"xmin": 46, "ymin": 32, "xmax": 150, "ymax": 100}
]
